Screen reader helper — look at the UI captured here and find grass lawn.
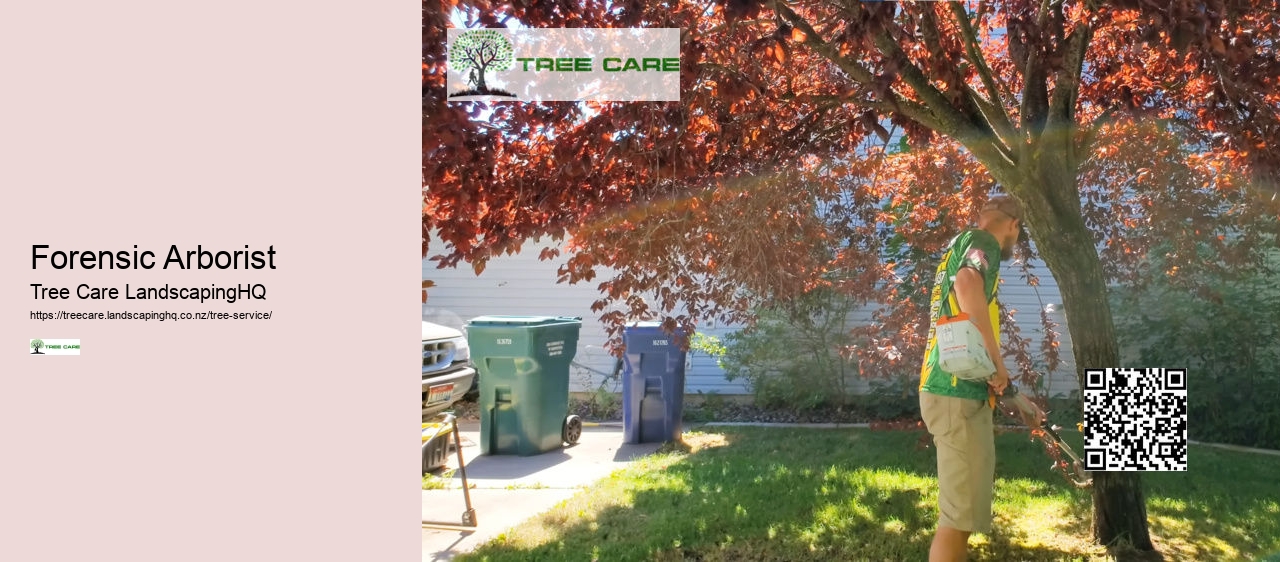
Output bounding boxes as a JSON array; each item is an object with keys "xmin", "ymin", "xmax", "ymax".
[{"xmin": 456, "ymin": 427, "xmax": 1280, "ymax": 562}]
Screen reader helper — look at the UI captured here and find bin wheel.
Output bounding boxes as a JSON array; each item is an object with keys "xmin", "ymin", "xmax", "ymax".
[{"xmin": 563, "ymin": 415, "xmax": 582, "ymax": 446}]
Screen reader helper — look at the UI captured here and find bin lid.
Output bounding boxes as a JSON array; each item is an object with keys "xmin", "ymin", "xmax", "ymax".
[{"xmin": 468, "ymin": 315, "xmax": 580, "ymax": 326}]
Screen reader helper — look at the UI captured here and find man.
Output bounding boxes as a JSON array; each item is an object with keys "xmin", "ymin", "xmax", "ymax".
[{"xmin": 918, "ymin": 194, "xmax": 1025, "ymax": 562}]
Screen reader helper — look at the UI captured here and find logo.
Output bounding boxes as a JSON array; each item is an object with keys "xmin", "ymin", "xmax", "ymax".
[
  {"xmin": 964, "ymin": 247, "xmax": 989, "ymax": 271},
  {"xmin": 30, "ymin": 339, "xmax": 80, "ymax": 355},
  {"xmin": 447, "ymin": 29, "xmax": 517, "ymax": 100},
  {"xmin": 446, "ymin": 28, "xmax": 681, "ymax": 102}
]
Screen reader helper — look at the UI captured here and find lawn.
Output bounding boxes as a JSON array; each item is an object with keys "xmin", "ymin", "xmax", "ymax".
[{"xmin": 456, "ymin": 427, "xmax": 1280, "ymax": 562}]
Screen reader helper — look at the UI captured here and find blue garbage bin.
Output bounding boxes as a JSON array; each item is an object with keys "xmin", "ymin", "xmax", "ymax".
[{"xmin": 622, "ymin": 322, "xmax": 687, "ymax": 444}]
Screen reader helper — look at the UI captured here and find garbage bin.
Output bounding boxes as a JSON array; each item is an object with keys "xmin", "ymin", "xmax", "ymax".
[
  {"xmin": 622, "ymin": 322, "xmax": 687, "ymax": 444},
  {"xmin": 466, "ymin": 316, "xmax": 583, "ymax": 456}
]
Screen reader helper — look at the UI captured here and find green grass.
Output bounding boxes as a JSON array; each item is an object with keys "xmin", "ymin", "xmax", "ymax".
[
  {"xmin": 456, "ymin": 428, "xmax": 1280, "ymax": 562},
  {"xmin": 422, "ymin": 469, "xmax": 456, "ymax": 491}
]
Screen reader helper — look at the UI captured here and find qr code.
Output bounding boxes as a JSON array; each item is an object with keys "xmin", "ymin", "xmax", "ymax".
[{"xmin": 1083, "ymin": 368, "xmax": 1187, "ymax": 471}]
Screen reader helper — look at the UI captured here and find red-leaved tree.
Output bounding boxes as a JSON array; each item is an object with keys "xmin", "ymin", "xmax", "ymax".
[{"xmin": 425, "ymin": 0, "xmax": 1280, "ymax": 553}]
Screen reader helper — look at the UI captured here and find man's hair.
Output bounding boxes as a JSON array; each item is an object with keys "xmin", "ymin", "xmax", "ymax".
[
  {"xmin": 981, "ymin": 194, "xmax": 1023, "ymax": 222},
  {"xmin": 978, "ymin": 208, "xmax": 1015, "ymax": 227},
  {"xmin": 980, "ymin": 208, "xmax": 1012, "ymax": 219},
  {"xmin": 978, "ymin": 194, "xmax": 1028, "ymax": 241}
]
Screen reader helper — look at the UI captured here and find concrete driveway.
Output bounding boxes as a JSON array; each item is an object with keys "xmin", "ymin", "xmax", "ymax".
[{"xmin": 422, "ymin": 420, "xmax": 663, "ymax": 561}]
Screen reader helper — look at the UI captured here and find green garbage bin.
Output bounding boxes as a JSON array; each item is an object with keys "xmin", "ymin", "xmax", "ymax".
[{"xmin": 466, "ymin": 316, "xmax": 584, "ymax": 456}]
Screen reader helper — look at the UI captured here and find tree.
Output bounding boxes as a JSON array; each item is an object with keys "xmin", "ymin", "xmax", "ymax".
[
  {"xmin": 447, "ymin": 29, "xmax": 514, "ymax": 94},
  {"xmin": 30, "ymin": 339, "xmax": 44, "ymax": 354},
  {"xmin": 424, "ymin": 0, "xmax": 1280, "ymax": 554}
]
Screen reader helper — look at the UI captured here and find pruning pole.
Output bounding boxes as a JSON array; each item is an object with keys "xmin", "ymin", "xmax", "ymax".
[
  {"xmin": 421, "ymin": 413, "xmax": 478, "ymax": 529},
  {"xmin": 999, "ymin": 385, "xmax": 1092, "ymax": 487}
]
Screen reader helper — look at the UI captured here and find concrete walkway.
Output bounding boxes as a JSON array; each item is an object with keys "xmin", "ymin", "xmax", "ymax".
[{"xmin": 422, "ymin": 422, "xmax": 663, "ymax": 561}]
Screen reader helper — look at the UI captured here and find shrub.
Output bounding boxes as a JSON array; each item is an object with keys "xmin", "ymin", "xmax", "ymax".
[
  {"xmin": 853, "ymin": 376, "xmax": 920, "ymax": 421},
  {"xmin": 682, "ymin": 390, "xmax": 727, "ymax": 423},
  {"xmin": 570, "ymin": 387, "xmax": 622, "ymax": 421},
  {"xmin": 1111, "ymin": 249, "xmax": 1280, "ymax": 449},
  {"xmin": 703, "ymin": 287, "xmax": 862, "ymax": 412}
]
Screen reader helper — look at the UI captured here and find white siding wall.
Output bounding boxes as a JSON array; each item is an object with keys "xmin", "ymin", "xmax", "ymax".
[
  {"xmin": 424, "ymin": 239, "xmax": 1080, "ymax": 397},
  {"xmin": 995, "ymin": 259, "xmax": 1079, "ymax": 397}
]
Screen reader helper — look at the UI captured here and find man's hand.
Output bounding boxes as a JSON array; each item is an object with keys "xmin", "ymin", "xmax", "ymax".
[
  {"xmin": 1020, "ymin": 400, "xmax": 1048, "ymax": 427},
  {"xmin": 988, "ymin": 367, "xmax": 1010, "ymax": 395},
  {"xmin": 1000, "ymin": 386, "xmax": 1048, "ymax": 428}
]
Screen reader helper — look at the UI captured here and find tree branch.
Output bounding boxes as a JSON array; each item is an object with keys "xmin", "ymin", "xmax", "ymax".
[
  {"xmin": 1048, "ymin": 0, "xmax": 1097, "ymax": 125},
  {"xmin": 773, "ymin": 1, "xmax": 1018, "ymax": 182},
  {"xmin": 962, "ymin": 84, "xmax": 1020, "ymax": 165},
  {"xmin": 916, "ymin": 5, "xmax": 947, "ymax": 58},
  {"xmin": 918, "ymin": 4, "xmax": 1017, "ymax": 164},
  {"xmin": 769, "ymin": 1, "xmax": 943, "ymax": 132},
  {"xmin": 1041, "ymin": 0, "xmax": 1097, "ymax": 189},
  {"xmin": 863, "ymin": 7, "xmax": 976, "ymax": 139},
  {"xmin": 1015, "ymin": 0, "xmax": 1054, "ymax": 165},
  {"xmin": 947, "ymin": 1, "xmax": 1019, "ymax": 149},
  {"xmin": 855, "ymin": 2, "xmax": 1018, "ymax": 178}
]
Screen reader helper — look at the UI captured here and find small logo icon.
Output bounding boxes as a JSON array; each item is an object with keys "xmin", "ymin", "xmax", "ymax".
[
  {"xmin": 448, "ymin": 29, "xmax": 517, "ymax": 99},
  {"xmin": 30, "ymin": 338, "xmax": 80, "ymax": 355}
]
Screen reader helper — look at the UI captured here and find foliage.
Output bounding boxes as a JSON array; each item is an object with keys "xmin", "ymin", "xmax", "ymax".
[
  {"xmin": 682, "ymin": 337, "xmax": 730, "ymax": 422},
  {"xmin": 688, "ymin": 332, "xmax": 727, "ymax": 362},
  {"xmin": 711, "ymin": 287, "xmax": 862, "ymax": 411},
  {"xmin": 1112, "ymin": 247, "xmax": 1280, "ymax": 449},
  {"xmin": 681, "ymin": 390, "xmax": 726, "ymax": 423},
  {"xmin": 426, "ymin": 1, "xmax": 1280, "ymax": 285},
  {"xmin": 569, "ymin": 388, "xmax": 622, "ymax": 422},
  {"xmin": 696, "ymin": 390, "xmax": 728, "ymax": 412}
]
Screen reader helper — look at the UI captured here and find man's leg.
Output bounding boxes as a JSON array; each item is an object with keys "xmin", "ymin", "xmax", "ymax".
[
  {"xmin": 930, "ymin": 527, "xmax": 971, "ymax": 562},
  {"xmin": 921, "ymin": 392, "xmax": 988, "ymax": 562}
]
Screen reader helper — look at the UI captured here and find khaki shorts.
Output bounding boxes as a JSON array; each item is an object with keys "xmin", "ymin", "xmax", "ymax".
[{"xmin": 920, "ymin": 391, "xmax": 995, "ymax": 534}]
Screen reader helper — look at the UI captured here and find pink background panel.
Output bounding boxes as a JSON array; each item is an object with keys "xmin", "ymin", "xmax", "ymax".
[{"xmin": 0, "ymin": 2, "xmax": 422, "ymax": 560}]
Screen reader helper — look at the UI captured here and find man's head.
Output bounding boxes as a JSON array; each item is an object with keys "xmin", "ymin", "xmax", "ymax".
[{"xmin": 978, "ymin": 195, "xmax": 1026, "ymax": 260}]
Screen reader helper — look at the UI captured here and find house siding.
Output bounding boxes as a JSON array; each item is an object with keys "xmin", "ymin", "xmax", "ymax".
[{"xmin": 994, "ymin": 260, "xmax": 1079, "ymax": 397}]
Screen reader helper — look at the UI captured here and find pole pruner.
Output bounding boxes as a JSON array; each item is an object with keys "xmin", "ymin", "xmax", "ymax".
[{"xmin": 997, "ymin": 384, "xmax": 1092, "ymax": 488}]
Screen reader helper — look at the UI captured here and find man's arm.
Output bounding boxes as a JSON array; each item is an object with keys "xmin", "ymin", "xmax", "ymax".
[{"xmin": 953, "ymin": 266, "xmax": 1009, "ymax": 394}]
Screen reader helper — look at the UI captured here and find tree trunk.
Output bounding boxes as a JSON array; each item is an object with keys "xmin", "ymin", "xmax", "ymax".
[
  {"xmin": 1010, "ymin": 146, "xmax": 1156, "ymax": 553},
  {"xmin": 1092, "ymin": 472, "xmax": 1153, "ymax": 550},
  {"xmin": 1042, "ymin": 230, "xmax": 1154, "ymax": 551},
  {"xmin": 476, "ymin": 64, "xmax": 488, "ymax": 92}
]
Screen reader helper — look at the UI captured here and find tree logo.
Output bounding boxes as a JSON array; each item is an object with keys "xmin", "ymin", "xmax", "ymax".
[
  {"xmin": 448, "ymin": 29, "xmax": 517, "ymax": 99},
  {"xmin": 29, "ymin": 338, "xmax": 80, "ymax": 355}
]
